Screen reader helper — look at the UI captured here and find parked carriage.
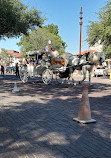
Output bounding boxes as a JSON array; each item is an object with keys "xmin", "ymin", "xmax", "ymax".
[
  {"xmin": 19, "ymin": 50, "xmax": 106, "ymax": 85},
  {"xmin": 19, "ymin": 50, "xmax": 67, "ymax": 84}
]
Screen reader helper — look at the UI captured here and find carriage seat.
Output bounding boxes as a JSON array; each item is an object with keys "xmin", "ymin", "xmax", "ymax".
[{"xmin": 51, "ymin": 57, "xmax": 66, "ymax": 66}]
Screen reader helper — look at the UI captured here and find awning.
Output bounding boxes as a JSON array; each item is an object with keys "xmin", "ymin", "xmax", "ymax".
[{"xmin": 76, "ymin": 50, "xmax": 100, "ymax": 55}]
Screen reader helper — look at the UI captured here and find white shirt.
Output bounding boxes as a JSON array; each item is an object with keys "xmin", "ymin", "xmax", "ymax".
[{"xmin": 50, "ymin": 50, "xmax": 59, "ymax": 57}]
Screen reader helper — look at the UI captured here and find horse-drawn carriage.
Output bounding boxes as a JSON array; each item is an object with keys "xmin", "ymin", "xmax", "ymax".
[
  {"xmin": 19, "ymin": 50, "xmax": 67, "ymax": 84},
  {"xmin": 19, "ymin": 50, "xmax": 106, "ymax": 85}
]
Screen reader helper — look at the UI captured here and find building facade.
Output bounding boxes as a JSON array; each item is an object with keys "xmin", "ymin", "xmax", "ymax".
[{"xmin": 0, "ymin": 49, "xmax": 22, "ymax": 67}]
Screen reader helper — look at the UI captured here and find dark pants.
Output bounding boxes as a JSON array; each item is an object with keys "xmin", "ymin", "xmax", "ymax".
[
  {"xmin": 16, "ymin": 69, "xmax": 19, "ymax": 76},
  {"xmin": 1, "ymin": 70, "xmax": 4, "ymax": 75}
]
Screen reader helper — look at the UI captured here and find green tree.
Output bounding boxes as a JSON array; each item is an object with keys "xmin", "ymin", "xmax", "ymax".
[
  {"xmin": 86, "ymin": 1, "xmax": 111, "ymax": 58},
  {"xmin": 44, "ymin": 24, "xmax": 59, "ymax": 35},
  {"xmin": 43, "ymin": 24, "xmax": 67, "ymax": 50},
  {"xmin": 18, "ymin": 26, "xmax": 67, "ymax": 56},
  {"xmin": 0, "ymin": 0, "xmax": 45, "ymax": 38}
]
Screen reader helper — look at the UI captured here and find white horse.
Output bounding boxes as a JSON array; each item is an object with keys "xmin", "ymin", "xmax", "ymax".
[{"xmin": 61, "ymin": 52, "xmax": 106, "ymax": 85}]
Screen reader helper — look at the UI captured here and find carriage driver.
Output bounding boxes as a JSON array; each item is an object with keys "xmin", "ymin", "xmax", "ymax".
[
  {"xmin": 50, "ymin": 46, "xmax": 59, "ymax": 58},
  {"xmin": 50, "ymin": 46, "xmax": 67, "ymax": 66}
]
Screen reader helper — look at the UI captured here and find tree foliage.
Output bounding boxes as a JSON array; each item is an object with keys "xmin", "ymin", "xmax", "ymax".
[
  {"xmin": 86, "ymin": 1, "xmax": 111, "ymax": 58},
  {"xmin": 18, "ymin": 24, "xmax": 67, "ymax": 56},
  {"xmin": 43, "ymin": 24, "xmax": 67, "ymax": 50},
  {"xmin": 0, "ymin": 0, "xmax": 45, "ymax": 38},
  {"xmin": 44, "ymin": 24, "xmax": 59, "ymax": 35}
]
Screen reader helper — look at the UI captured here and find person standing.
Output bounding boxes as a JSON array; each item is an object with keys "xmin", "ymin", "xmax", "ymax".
[
  {"xmin": 16, "ymin": 63, "xmax": 19, "ymax": 76},
  {"xmin": 1, "ymin": 65, "xmax": 4, "ymax": 75}
]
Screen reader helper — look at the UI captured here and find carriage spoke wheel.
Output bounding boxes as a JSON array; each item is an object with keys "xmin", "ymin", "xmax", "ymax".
[
  {"xmin": 20, "ymin": 66, "xmax": 29, "ymax": 83},
  {"xmin": 42, "ymin": 69, "xmax": 53, "ymax": 85}
]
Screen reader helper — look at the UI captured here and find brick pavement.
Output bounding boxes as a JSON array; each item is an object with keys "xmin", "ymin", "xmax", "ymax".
[{"xmin": 0, "ymin": 74, "xmax": 111, "ymax": 158}]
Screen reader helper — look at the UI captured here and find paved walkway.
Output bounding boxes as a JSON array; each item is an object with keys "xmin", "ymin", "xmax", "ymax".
[{"xmin": 0, "ymin": 75, "xmax": 111, "ymax": 158}]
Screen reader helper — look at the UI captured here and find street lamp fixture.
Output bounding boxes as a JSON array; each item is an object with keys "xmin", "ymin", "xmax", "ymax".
[{"xmin": 48, "ymin": 40, "xmax": 51, "ymax": 51}]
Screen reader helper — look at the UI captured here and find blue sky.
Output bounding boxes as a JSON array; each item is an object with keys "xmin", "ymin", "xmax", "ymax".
[{"xmin": 0, "ymin": 0, "xmax": 107, "ymax": 55}]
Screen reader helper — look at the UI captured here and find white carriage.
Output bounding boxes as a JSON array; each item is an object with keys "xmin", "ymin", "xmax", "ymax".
[{"xmin": 19, "ymin": 50, "xmax": 66, "ymax": 85}]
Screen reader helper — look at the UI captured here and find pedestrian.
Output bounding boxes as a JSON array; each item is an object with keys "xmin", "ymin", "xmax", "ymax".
[
  {"xmin": 1, "ymin": 65, "xmax": 4, "ymax": 75},
  {"xmin": 16, "ymin": 63, "xmax": 19, "ymax": 76}
]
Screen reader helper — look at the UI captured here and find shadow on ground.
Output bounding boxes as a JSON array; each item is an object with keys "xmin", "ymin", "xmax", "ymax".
[{"xmin": 0, "ymin": 75, "xmax": 111, "ymax": 158}]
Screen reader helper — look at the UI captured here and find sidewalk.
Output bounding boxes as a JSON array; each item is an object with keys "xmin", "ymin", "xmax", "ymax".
[{"xmin": 0, "ymin": 75, "xmax": 111, "ymax": 158}]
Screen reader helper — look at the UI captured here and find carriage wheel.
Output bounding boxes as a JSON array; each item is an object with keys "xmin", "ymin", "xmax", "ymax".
[
  {"xmin": 19, "ymin": 66, "xmax": 29, "ymax": 83},
  {"xmin": 42, "ymin": 69, "xmax": 53, "ymax": 85}
]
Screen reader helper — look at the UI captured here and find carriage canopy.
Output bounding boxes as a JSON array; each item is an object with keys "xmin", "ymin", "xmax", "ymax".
[
  {"xmin": 25, "ymin": 51, "xmax": 40, "ymax": 56},
  {"xmin": 25, "ymin": 50, "xmax": 50, "ymax": 56}
]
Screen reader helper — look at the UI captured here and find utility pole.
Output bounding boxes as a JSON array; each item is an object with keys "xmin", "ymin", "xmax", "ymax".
[{"xmin": 79, "ymin": 7, "xmax": 83, "ymax": 56}]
